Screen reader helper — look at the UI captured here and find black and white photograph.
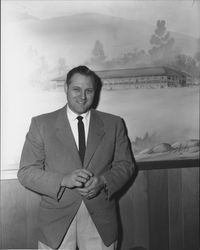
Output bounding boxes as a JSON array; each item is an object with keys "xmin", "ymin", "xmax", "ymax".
[{"xmin": 1, "ymin": 1, "xmax": 199, "ymax": 249}]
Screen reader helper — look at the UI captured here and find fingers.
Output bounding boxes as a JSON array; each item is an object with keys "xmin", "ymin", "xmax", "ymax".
[
  {"xmin": 76, "ymin": 187, "xmax": 89, "ymax": 196},
  {"xmin": 75, "ymin": 176, "xmax": 88, "ymax": 184},
  {"xmin": 84, "ymin": 177, "xmax": 94, "ymax": 188},
  {"xmin": 85, "ymin": 190, "xmax": 96, "ymax": 199},
  {"xmin": 76, "ymin": 187, "xmax": 96, "ymax": 199},
  {"xmin": 76, "ymin": 180, "xmax": 95, "ymax": 197},
  {"xmin": 62, "ymin": 169, "xmax": 93, "ymax": 188},
  {"xmin": 84, "ymin": 177, "xmax": 97, "ymax": 191},
  {"xmin": 75, "ymin": 169, "xmax": 93, "ymax": 177},
  {"xmin": 73, "ymin": 169, "xmax": 93, "ymax": 186},
  {"xmin": 76, "ymin": 177, "xmax": 99, "ymax": 199}
]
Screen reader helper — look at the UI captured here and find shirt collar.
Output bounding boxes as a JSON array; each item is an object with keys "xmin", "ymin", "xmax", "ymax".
[{"xmin": 67, "ymin": 105, "xmax": 90, "ymax": 122}]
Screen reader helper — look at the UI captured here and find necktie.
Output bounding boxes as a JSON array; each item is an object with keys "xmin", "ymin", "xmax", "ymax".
[{"xmin": 77, "ymin": 116, "xmax": 86, "ymax": 164}]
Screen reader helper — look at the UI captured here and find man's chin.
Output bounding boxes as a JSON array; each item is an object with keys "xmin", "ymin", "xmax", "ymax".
[
  {"xmin": 69, "ymin": 103, "xmax": 91, "ymax": 114},
  {"xmin": 76, "ymin": 107, "xmax": 89, "ymax": 115}
]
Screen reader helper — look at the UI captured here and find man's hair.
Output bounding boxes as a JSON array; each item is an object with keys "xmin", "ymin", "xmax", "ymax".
[{"xmin": 65, "ymin": 65, "xmax": 97, "ymax": 88}]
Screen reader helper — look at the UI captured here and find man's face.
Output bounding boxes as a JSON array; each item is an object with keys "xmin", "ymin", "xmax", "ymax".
[{"xmin": 65, "ymin": 73, "xmax": 95, "ymax": 115}]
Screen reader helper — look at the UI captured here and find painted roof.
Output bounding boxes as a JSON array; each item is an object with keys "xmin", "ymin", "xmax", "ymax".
[
  {"xmin": 95, "ymin": 66, "xmax": 185, "ymax": 79},
  {"xmin": 52, "ymin": 66, "xmax": 189, "ymax": 82}
]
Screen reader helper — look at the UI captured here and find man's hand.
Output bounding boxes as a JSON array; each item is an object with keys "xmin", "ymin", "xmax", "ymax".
[
  {"xmin": 76, "ymin": 176, "xmax": 105, "ymax": 199},
  {"xmin": 61, "ymin": 169, "xmax": 93, "ymax": 188}
]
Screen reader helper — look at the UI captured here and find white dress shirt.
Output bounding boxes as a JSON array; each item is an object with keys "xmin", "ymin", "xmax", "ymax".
[{"xmin": 66, "ymin": 106, "xmax": 91, "ymax": 149}]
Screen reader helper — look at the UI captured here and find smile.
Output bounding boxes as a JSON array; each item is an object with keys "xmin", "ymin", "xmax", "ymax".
[
  {"xmin": 77, "ymin": 101, "xmax": 86, "ymax": 104},
  {"xmin": 77, "ymin": 101, "xmax": 87, "ymax": 104}
]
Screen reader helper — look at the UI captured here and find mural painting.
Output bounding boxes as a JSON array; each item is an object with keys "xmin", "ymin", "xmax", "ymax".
[{"xmin": 1, "ymin": 1, "xmax": 199, "ymax": 173}]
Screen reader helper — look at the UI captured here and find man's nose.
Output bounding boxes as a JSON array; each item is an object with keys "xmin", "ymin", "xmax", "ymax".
[{"xmin": 80, "ymin": 91, "xmax": 86, "ymax": 99}]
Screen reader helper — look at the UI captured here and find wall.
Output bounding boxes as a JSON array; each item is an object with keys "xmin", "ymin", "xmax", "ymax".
[
  {"xmin": 119, "ymin": 161, "xmax": 199, "ymax": 250},
  {"xmin": 0, "ymin": 160, "xmax": 199, "ymax": 250}
]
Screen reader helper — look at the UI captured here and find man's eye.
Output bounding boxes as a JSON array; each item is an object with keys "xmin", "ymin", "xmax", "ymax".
[
  {"xmin": 72, "ymin": 88, "xmax": 80, "ymax": 92},
  {"xmin": 86, "ymin": 89, "xmax": 94, "ymax": 94}
]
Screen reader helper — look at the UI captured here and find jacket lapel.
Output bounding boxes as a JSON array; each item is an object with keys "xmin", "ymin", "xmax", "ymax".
[
  {"xmin": 55, "ymin": 106, "xmax": 82, "ymax": 168},
  {"xmin": 84, "ymin": 110, "xmax": 105, "ymax": 168}
]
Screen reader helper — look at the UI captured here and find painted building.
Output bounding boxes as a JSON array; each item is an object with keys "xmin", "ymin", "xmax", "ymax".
[{"xmin": 52, "ymin": 66, "xmax": 192, "ymax": 89}]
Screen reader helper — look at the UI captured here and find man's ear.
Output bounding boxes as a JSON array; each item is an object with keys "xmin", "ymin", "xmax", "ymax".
[{"xmin": 64, "ymin": 83, "xmax": 68, "ymax": 95}]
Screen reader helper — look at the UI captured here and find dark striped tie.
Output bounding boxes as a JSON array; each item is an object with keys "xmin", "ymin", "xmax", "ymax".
[{"xmin": 77, "ymin": 116, "xmax": 86, "ymax": 165}]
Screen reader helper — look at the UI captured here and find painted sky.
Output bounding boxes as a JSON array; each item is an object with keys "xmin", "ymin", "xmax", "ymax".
[{"xmin": 2, "ymin": 0, "xmax": 200, "ymax": 38}]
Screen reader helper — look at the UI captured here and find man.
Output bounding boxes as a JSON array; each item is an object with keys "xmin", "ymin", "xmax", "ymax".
[{"xmin": 18, "ymin": 65, "xmax": 135, "ymax": 250}]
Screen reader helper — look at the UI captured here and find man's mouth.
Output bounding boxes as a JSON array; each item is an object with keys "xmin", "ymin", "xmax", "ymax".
[{"xmin": 77, "ymin": 101, "xmax": 86, "ymax": 105}]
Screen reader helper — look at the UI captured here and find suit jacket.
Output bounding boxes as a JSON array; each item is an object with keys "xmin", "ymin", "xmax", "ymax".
[{"xmin": 18, "ymin": 105, "xmax": 135, "ymax": 249}]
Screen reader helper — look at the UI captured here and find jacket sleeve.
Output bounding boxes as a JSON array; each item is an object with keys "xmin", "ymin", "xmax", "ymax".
[
  {"xmin": 18, "ymin": 117, "xmax": 65, "ymax": 200},
  {"xmin": 102, "ymin": 118, "xmax": 136, "ymax": 199}
]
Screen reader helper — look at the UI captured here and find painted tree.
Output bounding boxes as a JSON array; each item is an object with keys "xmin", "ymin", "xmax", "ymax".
[
  {"xmin": 194, "ymin": 39, "xmax": 200, "ymax": 67},
  {"xmin": 195, "ymin": 51, "xmax": 200, "ymax": 65},
  {"xmin": 149, "ymin": 20, "xmax": 175, "ymax": 58},
  {"xmin": 91, "ymin": 40, "xmax": 106, "ymax": 64},
  {"xmin": 172, "ymin": 53, "xmax": 198, "ymax": 77}
]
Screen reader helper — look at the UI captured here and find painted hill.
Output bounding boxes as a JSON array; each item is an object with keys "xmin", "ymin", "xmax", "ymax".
[{"xmin": 4, "ymin": 12, "xmax": 199, "ymax": 65}]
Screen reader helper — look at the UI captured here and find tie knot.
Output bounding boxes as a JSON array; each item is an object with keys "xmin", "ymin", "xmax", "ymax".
[{"xmin": 77, "ymin": 116, "xmax": 83, "ymax": 122}]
